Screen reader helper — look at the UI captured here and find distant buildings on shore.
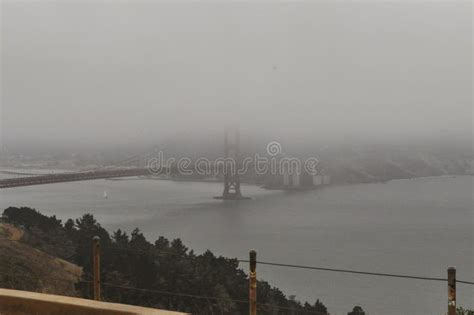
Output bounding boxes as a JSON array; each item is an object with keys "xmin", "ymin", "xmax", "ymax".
[
  {"xmin": 281, "ymin": 170, "xmax": 331, "ymax": 189},
  {"xmin": 264, "ymin": 162, "xmax": 331, "ymax": 190}
]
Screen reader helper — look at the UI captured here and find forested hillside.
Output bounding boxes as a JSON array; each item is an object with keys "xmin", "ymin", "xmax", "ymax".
[{"xmin": 1, "ymin": 206, "xmax": 330, "ymax": 314}]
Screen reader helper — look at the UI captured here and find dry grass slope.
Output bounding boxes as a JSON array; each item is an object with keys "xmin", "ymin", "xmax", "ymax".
[{"xmin": 0, "ymin": 223, "xmax": 82, "ymax": 296}]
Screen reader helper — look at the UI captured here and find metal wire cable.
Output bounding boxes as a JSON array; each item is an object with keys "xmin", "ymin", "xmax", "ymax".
[
  {"xmin": 0, "ymin": 271, "xmax": 326, "ymax": 315},
  {"xmin": 237, "ymin": 259, "xmax": 449, "ymax": 282},
  {"xmin": 236, "ymin": 259, "xmax": 474, "ymax": 286},
  {"xmin": 102, "ymin": 246, "xmax": 474, "ymax": 286},
  {"xmin": 2, "ymin": 237, "xmax": 473, "ymax": 286},
  {"xmin": 101, "ymin": 282, "xmax": 326, "ymax": 314},
  {"xmin": 102, "ymin": 282, "xmax": 248, "ymax": 303},
  {"xmin": 0, "ymin": 273, "xmax": 92, "ymax": 284}
]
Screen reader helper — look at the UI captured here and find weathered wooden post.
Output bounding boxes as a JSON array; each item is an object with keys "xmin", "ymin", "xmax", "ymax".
[
  {"xmin": 448, "ymin": 267, "xmax": 456, "ymax": 315},
  {"xmin": 249, "ymin": 250, "xmax": 257, "ymax": 315},
  {"xmin": 92, "ymin": 236, "xmax": 101, "ymax": 301}
]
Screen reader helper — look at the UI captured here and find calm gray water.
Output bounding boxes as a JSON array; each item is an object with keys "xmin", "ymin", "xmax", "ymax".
[{"xmin": 1, "ymin": 174, "xmax": 473, "ymax": 315}]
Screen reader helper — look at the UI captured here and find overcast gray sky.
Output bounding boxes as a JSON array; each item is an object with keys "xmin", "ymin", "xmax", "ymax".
[{"xmin": 1, "ymin": 0, "xmax": 472, "ymax": 147}]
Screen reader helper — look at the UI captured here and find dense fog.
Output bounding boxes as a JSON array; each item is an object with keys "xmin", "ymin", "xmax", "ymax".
[{"xmin": 1, "ymin": 1, "xmax": 472, "ymax": 151}]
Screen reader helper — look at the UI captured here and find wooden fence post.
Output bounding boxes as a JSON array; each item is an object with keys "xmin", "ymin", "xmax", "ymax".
[
  {"xmin": 448, "ymin": 267, "xmax": 456, "ymax": 315},
  {"xmin": 249, "ymin": 250, "xmax": 257, "ymax": 315},
  {"xmin": 93, "ymin": 236, "xmax": 101, "ymax": 301}
]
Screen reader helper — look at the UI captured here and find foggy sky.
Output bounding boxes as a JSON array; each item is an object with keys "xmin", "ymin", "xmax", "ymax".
[{"xmin": 1, "ymin": 0, "xmax": 472, "ymax": 148}]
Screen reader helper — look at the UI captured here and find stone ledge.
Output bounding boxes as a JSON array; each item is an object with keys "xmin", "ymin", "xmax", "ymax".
[{"xmin": 0, "ymin": 288, "xmax": 189, "ymax": 315}]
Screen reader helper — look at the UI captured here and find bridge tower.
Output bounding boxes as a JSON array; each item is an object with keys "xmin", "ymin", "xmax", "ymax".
[{"xmin": 214, "ymin": 129, "xmax": 249, "ymax": 200}]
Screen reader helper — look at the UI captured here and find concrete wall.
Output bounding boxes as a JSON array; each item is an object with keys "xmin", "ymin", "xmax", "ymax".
[{"xmin": 0, "ymin": 289, "xmax": 188, "ymax": 315}]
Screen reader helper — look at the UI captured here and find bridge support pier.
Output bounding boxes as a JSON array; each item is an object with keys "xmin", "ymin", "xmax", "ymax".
[{"xmin": 214, "ymin": 129, "xmax": 249, "ymax": 200}]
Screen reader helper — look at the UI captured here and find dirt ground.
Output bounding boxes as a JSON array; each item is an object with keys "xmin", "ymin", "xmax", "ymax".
[{"xmin": 0, "ymin": 223, "xmax": 82, "ymax": 296}]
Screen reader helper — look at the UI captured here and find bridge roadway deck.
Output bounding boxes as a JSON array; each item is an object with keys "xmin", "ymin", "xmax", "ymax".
[
  {"xmin": 0, "ymin": 163, "xmax": 241, "ymax": 189},
  {"xmin": 0, "ymin": 168, "xmax": 155, "ymax": 188}
]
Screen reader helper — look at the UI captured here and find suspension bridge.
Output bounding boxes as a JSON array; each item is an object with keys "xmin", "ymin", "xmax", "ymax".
[{"xmin": 0, "ymin": 131, "xmax": 247, "ymax": 199}]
